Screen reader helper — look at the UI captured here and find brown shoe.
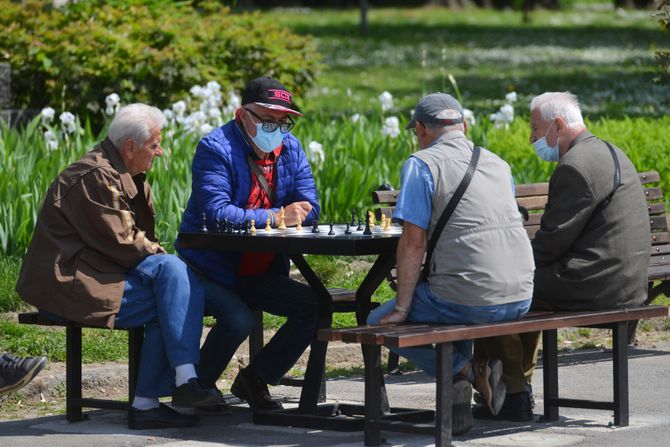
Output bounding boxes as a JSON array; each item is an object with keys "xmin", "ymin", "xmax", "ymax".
[
  {"xmin": 230, "ymin": 367, "xmax": 283, "ymax": 411},
  {"xmin": 472, "ymin": 358, "xmax": 506, "ymax": 416}
]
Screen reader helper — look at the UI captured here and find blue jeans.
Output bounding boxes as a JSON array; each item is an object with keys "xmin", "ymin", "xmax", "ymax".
[
  {"xmin": 367, "ymin": 282, "xmax": 531, "ymax": 377},
  {"xmin": 115, "ymin": 254, "xmax": 204, "ymax": 398},
  {"xmin": 198, "ymin": 271, "xmax": 319, "ymax": 387}
]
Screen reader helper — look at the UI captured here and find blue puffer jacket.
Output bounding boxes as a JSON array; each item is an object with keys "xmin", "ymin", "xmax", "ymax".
[{"xmin": 176, "ymin": 119, "xmax": 320, "ymax": 288}]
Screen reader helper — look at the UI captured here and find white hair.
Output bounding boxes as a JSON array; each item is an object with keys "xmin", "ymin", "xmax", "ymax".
[
  {"xmin": 530, "ymin": 92, "xmax": 584, "ymax": 128},
  {"xmin": 425, "ymin": 108, "xmax": 465, "ymax": 132},
  {"xmin": 108, "ymin": 103, "xmax": 166, "ymax": 150}
]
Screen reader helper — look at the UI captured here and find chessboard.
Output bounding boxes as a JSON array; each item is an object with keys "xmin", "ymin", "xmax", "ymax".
[{"xmin": 179, "ymin": 223, "xmax": 402, "ymax": 256}]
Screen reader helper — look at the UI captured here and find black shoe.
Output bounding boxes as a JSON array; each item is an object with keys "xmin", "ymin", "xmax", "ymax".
[
  {"xmin": 230, "ymin": 367, "xmax": 283, "ymax": 411},
  {"xmin": 197, "ymin": 385, "xmax": 232, "ymax": 414},
  {"xmin": 0, "ymin": 353, "xmax": 48, "ymax": 395},
  {"xmin": 451, "ymin": 379, "xmax": 473, "ymax": 436},
  {"xmin": 473, "ymin": 385, "xmax": 534, "ymax": 422},
  {"xmin": 128, "ymin": 403, "xmax": 200, "ymax": 429},
  {"xmin": 172, "ymin": 378, "xmax": 222, "ymax": 408}
]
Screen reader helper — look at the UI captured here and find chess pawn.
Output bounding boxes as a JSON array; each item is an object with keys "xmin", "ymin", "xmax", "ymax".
[
  {"xmin": 380, "ymin": 214, "xmax": 386, "ymax": 230},
  {"xmin": 357, "ymin": 217, "xmax": 364, "ymax": 231},
  {"xmin": 328, "ymin": 222, "xmax": 335, "ymax": 235},
  {"xmin": 350, "ymin": 209, "xmax": 357, "ymax": 227},
  {"xmin": 345, "ymin": 223, "xmax": 352, "ymax": 234},
  {"xmin": 265, "ymin": 217, "xmax": 272, "ymax": 231},
  {"xmin": 250, "ymin": 219, "xmax": 257, "ymax": 235},
  {"xmin": 296, "ymin": 218, "xmax": 303, "ymax": 231},
  {"xmin": 278, "ymin": 206, "xmax": 287, "ymax": 230},
  {"xmin": 368, "ymin": 210, "xmax": 376, "ymax": 229},
  {"xmin": 311, "ymin": 221, "xmax": 320, "ymax": 233}
]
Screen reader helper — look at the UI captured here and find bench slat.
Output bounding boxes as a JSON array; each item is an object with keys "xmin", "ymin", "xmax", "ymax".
[
  {"xmin": 319, "ymin": 306, "xmax": 668, "ymax": 348},
  {"xmin": 639, "ymin": 170, "xmax": 661, "ymax": 184}
]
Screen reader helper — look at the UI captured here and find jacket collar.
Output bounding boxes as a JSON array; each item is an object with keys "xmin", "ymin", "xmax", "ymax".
[
  {"xmin": 101, "ymin": 138, "xmax": 139, "ymax": 199},
  {"xmin": 426, "ymin": 129, "xmax": 467, "ymax": 149},
  {"xmin": 568, "ymin": 129, "xmax": 594, "ymax": 150}
]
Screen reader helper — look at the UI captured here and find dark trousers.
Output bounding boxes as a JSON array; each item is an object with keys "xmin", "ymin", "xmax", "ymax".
[{"xmin": 198, "ymin": 271, "xmax": 319, "ymax": 387}]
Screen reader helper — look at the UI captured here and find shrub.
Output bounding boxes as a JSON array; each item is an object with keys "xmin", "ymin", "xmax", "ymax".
[{"xmin": 0, "ymin": 0, "xmax": 320, "ymax": 122}]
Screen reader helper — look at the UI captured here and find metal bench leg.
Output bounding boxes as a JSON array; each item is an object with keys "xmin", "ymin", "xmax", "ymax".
[
  {"xmin": 128, "ymin": 327, "xmax": 143, "ymax": 405},
  {"xmin": 66, "ymin": 325, "xmax": 84, "ymax": 422},
  {"xmin": 542, "ymin": 329, "xmax": 559, "ymax": 421},
  {"xmin": 364, "ymin": 344, "xmax": 383, "ymax": 446},
  {"xmin": 612, "ymin": 322, "xmax": 629, "ymax": 426},
  {"xmin": 435, "ymin": 343, "xmax": 453, "ymax": 447},
  {"xmin": 386, "ymin": 351, "xmax": 400, "ymax": 373}
]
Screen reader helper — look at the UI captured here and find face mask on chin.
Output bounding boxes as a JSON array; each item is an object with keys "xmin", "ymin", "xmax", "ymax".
[{"xmin": 532, "ymin": 121, "xmax": 560, "ymax": 162}]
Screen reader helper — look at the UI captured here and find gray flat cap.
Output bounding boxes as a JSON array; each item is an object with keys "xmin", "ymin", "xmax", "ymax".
[{"xmin": 406, "ymin": 92, "xmax": 464, "ymax": 130}]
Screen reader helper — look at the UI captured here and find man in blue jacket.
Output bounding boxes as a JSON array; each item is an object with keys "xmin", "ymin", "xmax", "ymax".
[{"xmin": 177, "ymin": 77, "xmax": 320, "ymax": 411}]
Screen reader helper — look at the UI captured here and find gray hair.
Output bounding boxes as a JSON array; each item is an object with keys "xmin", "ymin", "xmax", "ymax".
[
  {"xmin": 530, "ymin": 92, "xmax": 584, "ymax": 128},
  {"xmin": 108, "ymin": 103, "xmax": 166, "ymax": 150},
  {"xmin": 424, "ymin": 108, "xmax": 465, "ymax": 132}
]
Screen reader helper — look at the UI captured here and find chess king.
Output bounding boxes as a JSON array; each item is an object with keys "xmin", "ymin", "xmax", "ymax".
[{"xmin": 176, "ymin": 76, "xmax": 321, "ymax": 411}]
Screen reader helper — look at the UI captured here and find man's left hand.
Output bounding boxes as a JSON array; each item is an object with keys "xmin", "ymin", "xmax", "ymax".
[{"xmin": 379, "ymin": 310, "xmax": 408, "ymax": 324}]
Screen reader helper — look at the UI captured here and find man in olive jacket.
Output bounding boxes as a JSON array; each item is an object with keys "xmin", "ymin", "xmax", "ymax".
[
  {"xmin": 16, "ymin": 104, "xmax": 219, "ymax": 429},
  {"xmin": 474, "ymin": 92, "xmax": 650, "ymax": 421}
]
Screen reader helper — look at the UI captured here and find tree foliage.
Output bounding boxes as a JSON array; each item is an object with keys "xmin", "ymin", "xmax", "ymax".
[{"xmin": 0, "ymin": 0, "xmax": 321, "ymax": 117}]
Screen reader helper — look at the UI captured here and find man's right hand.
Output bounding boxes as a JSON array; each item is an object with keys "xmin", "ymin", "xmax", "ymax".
[{"xmin": 283, "ymin": 201, "xmax": 312, "ymax": 226}]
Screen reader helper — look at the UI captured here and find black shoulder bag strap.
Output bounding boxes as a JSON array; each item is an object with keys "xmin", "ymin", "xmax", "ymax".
[
  {"xmin": 246, "ymin": 154, "xmax": 276, "ymax": 203},
  {"xmin": 593, "ymin": 140, "xmax": 622, "ymax": 215},
  {"xmin": 421, "ymin": 145, "xmax": 481, "ymax": 281}
]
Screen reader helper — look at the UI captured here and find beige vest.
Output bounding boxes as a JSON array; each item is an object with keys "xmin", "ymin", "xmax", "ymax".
[{"xmin": 412, "ymin": 131, "xmax": 534, "ymax": 306}]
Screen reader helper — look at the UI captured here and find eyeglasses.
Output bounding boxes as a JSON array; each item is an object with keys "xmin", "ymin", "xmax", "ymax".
[{"xmin": 245, "ymin": 108, "xmax": 295, "ymax": 134}]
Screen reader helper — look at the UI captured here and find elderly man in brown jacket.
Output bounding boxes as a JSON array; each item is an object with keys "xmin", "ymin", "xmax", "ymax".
[{"xmin": 16, "ymin": 103, "xmax": 219, "ymax": 429}]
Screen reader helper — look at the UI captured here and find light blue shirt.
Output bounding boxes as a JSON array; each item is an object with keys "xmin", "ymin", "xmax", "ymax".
[{"xmin": 393, "ymin": 156, "xmax": 516, "ymax": 231}]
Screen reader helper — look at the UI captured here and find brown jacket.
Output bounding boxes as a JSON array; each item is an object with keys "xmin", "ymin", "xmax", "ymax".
[{"xmin": 16, "ymin": 138, "xmax": 164, "ymax": 328}]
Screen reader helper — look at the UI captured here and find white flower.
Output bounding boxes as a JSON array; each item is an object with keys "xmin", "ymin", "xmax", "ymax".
[
  {"xmin": 207, "ymin": 107, "xmax": 222, "ymax": 120},
  {"xmin": 505, "ymin": 91, "xmax": 518, "ymax": 103},
  {"xmin": 172, "ymin": 100, "xmax": 187, "ymax": 115},
  {"xmin": 463, "ymin": 108, "xmax": 476, "ymax": 127},
  {"xmin": 162, "ymin": 109, "xmax": 174, "ymax": 122},
  {"xmin": 351, "ymin": 113, "xmax": 361, "ymax": 124},
  {"xmin": 190, "ymin": 85, "xmax": 207, "ymax": 99},
  {"xmin": 206, "ymin": 81, "xmax": 221, "ymax": 93},
  {"xmin": 378, "ymin": 91, "xmax": 394, "ymax": 112},
  {"xmin": 500, "ymin": 104, "xmax": 515, "ymax": 123},
  {"xmin": 43, "ymin": 129, "xmax": 58, "ymax": 150},
  {"xmin": 228, "ymin": 90, "xmax": 241, "ymax": 109},
  {"xmin": 104, "ymin": 93, "xmax": 121, "ymax": 116},
  {"xmin": 307, "ymin": 141, "xmax": 325, "ymax": 168},
  {"xmin": 59, "ymin": 111, "xmax": 77, "ymax": 133},
  {"xmin": 40, "ymin": 107, "xmax": 55, "ymax": 123},
  {"xmin": 381, "ymin": 116, "xmax": 400, "ymax": 138},
  {"xmin": 198, "ymin": 123, "xmax": 213, "ymax": 136}
]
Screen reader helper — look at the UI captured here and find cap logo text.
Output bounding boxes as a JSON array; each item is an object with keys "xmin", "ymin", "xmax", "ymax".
[{"xmin": 268, "ymin": 89, "xmax": 292, "ymax": 104}]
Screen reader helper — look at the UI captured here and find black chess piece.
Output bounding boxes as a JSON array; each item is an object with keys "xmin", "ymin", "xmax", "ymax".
[
  {"xmin": 215, "ymin": 218, "xmax": 222, "ymax": 233},
  {"xmin": 200, "ymin": 212, "xmax": 208, "ymax": 233},
  {"xmin": 311, "ymin": 221, "xmax": 320, "ymax": 233},
  {"xmin": 234, "ymin": 223, "xmax": 241, "ymax": 234},
  {"xmin": 357, "ymin": 217, "xmax": 364, "ymax": 231},
  {"xmin": 328, "ymin": 222, "xmax": 335, "ymax": 236},
  {"xmin": 363, "ymin": 212, "xmax": 372, "ymax": 235},
  {"xmin": 243, "ymin": 220, "xmax": 250, "ymax": 235},
  {"xmin": 345, "ymin": 223, "xmax": 352, "ymax": 234},
  {"xmin": 350, "ymin": 209, "xmax": 356, "ymax": 227}
]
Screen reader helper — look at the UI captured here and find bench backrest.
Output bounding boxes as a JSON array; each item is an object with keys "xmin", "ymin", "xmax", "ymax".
[{"xmin": 372, "ymin": 171, "xmax": 670, "ymax": 279}]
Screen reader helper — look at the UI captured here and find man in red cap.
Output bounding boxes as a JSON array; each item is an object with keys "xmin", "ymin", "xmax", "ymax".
[{"xmin": 177, "ymin": 76, "xmax": 320, "ymax": 411}]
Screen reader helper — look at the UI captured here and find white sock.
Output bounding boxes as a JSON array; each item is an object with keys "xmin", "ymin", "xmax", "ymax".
[
  {"xmin": 132, "ymin": 396, "xmax": 159, "ymax": 411},
  {"xmin": 175, "ymin": 363, "xmax": 197, "ymax": 387}
]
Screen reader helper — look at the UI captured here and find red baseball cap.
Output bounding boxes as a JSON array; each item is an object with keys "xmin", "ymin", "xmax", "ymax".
[{"xmin": 242, "ymin": 76, "xmax": 303, "ymax": 116}]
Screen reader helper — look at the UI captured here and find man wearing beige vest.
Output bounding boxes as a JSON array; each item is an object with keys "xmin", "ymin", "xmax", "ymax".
[
  {"xmin": 367, "ymin": 93, "xmax": 535, "ymax": 434},
  {"xmin": 473, "ymin": 92, "xmax": 650, "ymax": 422},
  {"xmin": 16, "ymin": 104, "xmax": 220, "ymax": 429}
]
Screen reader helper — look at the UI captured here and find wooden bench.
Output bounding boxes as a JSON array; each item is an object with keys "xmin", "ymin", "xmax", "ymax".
[
  {"xmin": 16, "ymin": 287, "xmax": 359, "ymax": 420},
  {"xmin": 17, "ymin": 312, "xmax": 143, "ymax": 422},
  {"xmin": 318, "ymin": 305, "xmax": 669, "ymax": 447}
]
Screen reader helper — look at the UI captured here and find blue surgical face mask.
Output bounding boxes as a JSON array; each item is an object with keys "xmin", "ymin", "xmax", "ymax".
[
  {"xmin": 251, "ymin": 124, "xmax": 283, "ymax": 153},
  {"xmin": 532, "ymin": 121, "xmax": 560, "ymax": 162}
]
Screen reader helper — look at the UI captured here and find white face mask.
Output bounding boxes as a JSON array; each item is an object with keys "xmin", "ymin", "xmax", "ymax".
[{"xmin": 532, "ymin": 121, "xmax": 560, "ymax": 162}]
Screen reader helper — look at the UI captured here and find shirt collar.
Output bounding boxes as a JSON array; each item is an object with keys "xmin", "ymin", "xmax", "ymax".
[
  {"xmin": 101, "ymin": 137, "xmax": 139, "ymax": 199},
  {"xmin": 569, "ymin": 129, "xmax": 594, "ymax": 150}
]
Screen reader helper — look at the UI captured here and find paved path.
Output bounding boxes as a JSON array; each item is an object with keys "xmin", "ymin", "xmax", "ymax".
[{"xmin": 1, "ymin": 344, "xmax": 669, "ymax": 447}]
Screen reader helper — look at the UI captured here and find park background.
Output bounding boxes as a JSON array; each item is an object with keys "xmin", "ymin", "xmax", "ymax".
[{"xmin": 0, "ymin": 0, "xmax": 669, "ymax": 416}]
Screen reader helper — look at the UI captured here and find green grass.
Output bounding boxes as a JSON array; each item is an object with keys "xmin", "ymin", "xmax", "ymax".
[{"xmin": 268, "ymin": 6, "xmax": 669, "ymax": 118}]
